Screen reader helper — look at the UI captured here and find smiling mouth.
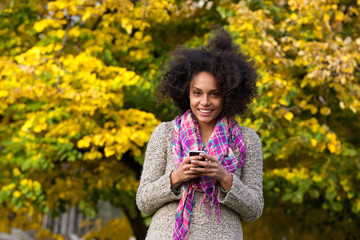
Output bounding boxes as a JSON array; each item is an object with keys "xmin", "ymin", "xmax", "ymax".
[{"xmin": 198, "ymin": 109, "xmax": 213, "ymax": 113}]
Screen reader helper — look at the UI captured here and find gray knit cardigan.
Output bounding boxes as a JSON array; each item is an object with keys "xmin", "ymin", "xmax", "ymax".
[{"xmin": 136, "ymin": 120, "xmax": 263, "ymax": 240}]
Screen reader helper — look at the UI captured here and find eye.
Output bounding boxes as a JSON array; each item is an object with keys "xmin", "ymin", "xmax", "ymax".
[
  {"xmin": 211, "ymin": 92, "xmax": 220, "ymax": 97},
  {"xmin": 193, "ymin": 91, "xmax": 201, "ymax": 95}
]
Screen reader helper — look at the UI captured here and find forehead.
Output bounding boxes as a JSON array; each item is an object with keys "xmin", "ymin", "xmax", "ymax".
[{"xmin": 190, "ymin": 72, "xmax": 218, "ymax": 89}]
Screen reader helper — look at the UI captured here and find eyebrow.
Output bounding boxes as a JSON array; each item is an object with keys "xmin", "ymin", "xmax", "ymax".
[{"xmin": 192, "ymin": 87, "xmax": 220, "ymax": 92}]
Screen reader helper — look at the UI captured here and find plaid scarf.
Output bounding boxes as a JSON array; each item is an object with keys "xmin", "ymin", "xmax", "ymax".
[{"xmin": 172, "ymin": 110, "xmax": 246, "ymax": 240}]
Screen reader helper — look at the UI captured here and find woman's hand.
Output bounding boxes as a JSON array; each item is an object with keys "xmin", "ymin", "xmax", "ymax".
[
  {"xmin": 170, "ymin": 156, "xmax": 202, "ymax": 189},
  {"xmin": 190, "ymin": 152, "xmax": 233, "ymax": 191}
]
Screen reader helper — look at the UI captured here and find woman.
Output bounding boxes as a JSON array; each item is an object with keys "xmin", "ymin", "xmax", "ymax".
[{"xmin": 136, "ymin": 28, "xmax": 263, "ymax": 240}]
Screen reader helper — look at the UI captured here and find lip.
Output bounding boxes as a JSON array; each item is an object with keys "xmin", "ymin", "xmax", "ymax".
[{"xmin": 198, "ymin": 108, "xmax": 213, "ymax": 116}]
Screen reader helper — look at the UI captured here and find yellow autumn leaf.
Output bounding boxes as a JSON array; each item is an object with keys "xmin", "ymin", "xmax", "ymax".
[
  {"xmin": 27, "ymin": 180, "xmax": 33, "ymax": 188},
  {"xmin": 0, "ymin": 90, "xmax": 9, "ymax": 97},
  {"xmin": 310, "ymin": 138, "xmax": 317, "ymax": 147},
  {"xmin": 309, "ymin": 105, "xmax": 318, "ymax": 114},
  {"xmin": 131, "ymin": 145, "xmax": 142, "ymax": 157},
  {"xmin": 21, "ymin": 117, "xmax": 35, "ymax": 131},
  {"xmin": 320, "ymin": 107, "xmax": 331, "ymax": 116},
  {"xmin": 33, "ymin": 20, "xmax": 49, "ymax": 32},
  {"xmin": 326, "ymin": 133, "xmax": 336, "ymax": 142},
  {"xmin": 56, "ymin": 29, "xmax": 65, "ymax": 39},
  {"xmin": 104, "ymin": 147, "xmax": 115, "ymax": 157},
  {"xmin": 77, "ymin": 136, "xmax": 91, "ymax": 148},
  {"xmin": 13, "ymin": 191, "xmax": 21, "ymax": 198},
  {"xmin": 279, "ymin": 98, "xmax": 290, "ymax": 106},
  {"xmin": 335, "ymin": 11, "xmax": 344, "ymax": 21},
  {"xmin": 104, "ymin": 134, "xmax": 115, "ymax": 145},
  {"xmin": 48, "ymin": 1, "xmax": 66, "ymax": 11},
  {"xmin": 115, "ymin": 145, "xmax": 126, "ymax": 156},
  {"xmin": 33, "ymin": 122, "xmax": 48, "ymax": 133},
  {"xmin": 299, "ymin": 100, "xmax": 307, "ymax": 108},
  {"xmin": 13, "ymin": 168, "xmax": 21, "ymax": 177},
  {"xmin": 20, "ymin": 179, "xmax": 28, "ymax": 186},
  {"xmin": 83, "ymin": 149, "xmax": 102, "ymax": 161},
  {"xmin": 318, "ymin": 126, "xmax": 326, "ymax": 134},
  {"xmin": 93, "ymin": 134, "xmax": 104, "ymax": 146},
  {"xmin": 33, "ymin": 181, "xmax": 41, "ymax": 191},
  {"xmin": 2, "ymin": 183, "xmax": 16, "ymax": 190},
  {"xmin": 327, "ymin": 142, "xmax": 336, "ymax": 153},
  {"xmin": 284, "ymin": 112, "xmax": 294, "ymax": 121},
  {"xmin": 312, "ymin": 174, "xmax": 322, "ymax": 182},
  {"xmin": 83, "ymin": 152, "xmax": 96, "ymax": 160}
]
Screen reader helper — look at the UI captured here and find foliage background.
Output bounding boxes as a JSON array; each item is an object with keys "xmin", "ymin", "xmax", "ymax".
[{"xmin": 0, "ymin": 0, "xmax": 359, "ymax": 239}]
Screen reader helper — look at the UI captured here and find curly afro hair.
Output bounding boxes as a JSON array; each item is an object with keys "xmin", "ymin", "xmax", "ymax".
[{"xmin": 159, "ymin": 27, "xmax": 258, "ymax": 117}]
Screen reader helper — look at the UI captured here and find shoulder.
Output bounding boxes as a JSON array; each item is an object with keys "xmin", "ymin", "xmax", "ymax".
[
  {"xmin": 239, "ymin": 126, "xmax": 259, "ymax": 140},
  {"xmin": 146, "ymin": 120, "xmax": 175, "ymax": 155},
  {"xmin": 150, "ymin": 120, "xmax": 175, "ymax": 142},
  {"xmin": 239, "ymin": 126, "xmax": 261, "ymax": 149},
  {"xmin": 152, "ymin": 120, "xmax": 174, "ymax": 135}
]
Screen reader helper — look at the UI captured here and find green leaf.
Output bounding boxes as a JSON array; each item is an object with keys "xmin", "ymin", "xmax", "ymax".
[
  {"xmin": 309, "ymin": 189, "xmax": 319, "ymax": 198},
  {"xmin": 282, "ymin": 192, "xmax": 292, "ymax": 201}
]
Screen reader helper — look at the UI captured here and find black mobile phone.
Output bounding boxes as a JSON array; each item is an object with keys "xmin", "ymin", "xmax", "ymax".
[{"xmin": 189, "ymin": 150, "xmax": 206, "ymax": 168}]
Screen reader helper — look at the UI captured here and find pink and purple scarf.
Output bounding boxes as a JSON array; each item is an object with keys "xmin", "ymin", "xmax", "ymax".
[{"xmin": 172, "ymin": 110, "xmax": 246, "ymax": 240}]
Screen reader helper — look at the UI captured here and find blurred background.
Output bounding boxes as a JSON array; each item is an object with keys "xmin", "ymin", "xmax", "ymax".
[{"xmin": 0, "ymin": 0, "xmax": 359, "ymax": 239}]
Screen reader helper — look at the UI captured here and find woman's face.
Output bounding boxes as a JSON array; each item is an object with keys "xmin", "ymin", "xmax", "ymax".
[{"xmin": 189, "ymin": 72, "xmax": 223, "ymax": 128}]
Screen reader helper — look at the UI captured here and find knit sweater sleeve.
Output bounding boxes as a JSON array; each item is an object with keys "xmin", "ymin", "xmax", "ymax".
[
  {"xmin": 136, "ymin": 122, "xmax": 181, "ymax": 214},
  {"xmin": 217, "ymin": 126, "xmax": 264, "ymax": 222}
]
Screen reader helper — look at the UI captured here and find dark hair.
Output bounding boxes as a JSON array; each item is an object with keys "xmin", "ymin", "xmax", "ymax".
[{"xmin": 159, "ymin": 27, "xmax": 258, "ymax": 117}]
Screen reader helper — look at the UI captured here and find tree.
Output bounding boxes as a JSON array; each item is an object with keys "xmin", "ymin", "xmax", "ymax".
[
  {"xmin": 0, "ymin": 0, "xmax": 162, "ymax": 239},
  {"xmin": 0, "ymin": 0, "xmax": 223, "ymax": 239},
  {"xmin": 220, "ymin": 0, "xmax": 360, "ymax": 238}
]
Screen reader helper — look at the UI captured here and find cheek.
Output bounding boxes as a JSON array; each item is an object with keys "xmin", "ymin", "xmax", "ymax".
[
  {"xmin": 190, "ymin": 96, "xmax": 198, "ymax": 105},
  {"xmin": 189, "ymin": 98, "xmax": 196, "ymax": 109},
  {"xmin": 215, "ymin": 99, "xmax": 223, "ymax": 108}
]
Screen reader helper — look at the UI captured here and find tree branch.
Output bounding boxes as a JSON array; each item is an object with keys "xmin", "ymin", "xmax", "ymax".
[
  {"xmin": 55, "ymin": 16, "xmax": 72, "ymax": 89},
  {"xmin": 56, "ymin": 16, "xmax": 72, "ymax": 59}
]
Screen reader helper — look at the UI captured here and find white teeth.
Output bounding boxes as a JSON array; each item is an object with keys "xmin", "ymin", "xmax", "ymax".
[{"xmin": 199, "ymin": 109, "xmax": 212, "ymax": 113}]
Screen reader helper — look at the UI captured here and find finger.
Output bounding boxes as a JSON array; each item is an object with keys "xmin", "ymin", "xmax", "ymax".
[
  {"xmin": 190, "ymin": 161, "xmax": 217, "ymax": 170},
  {"xmin": 181, "ymin": 157, "xmax": 194, "ymax": 165},
  {"xmin": 184, "ymin": 170, "xmax": 202, "ymax": 176},
  {"xmin": 190, "ymin": 167, "xmax": 217, "ymax": 173},
  {"xmin": 199, "ymin": 153, "xmax": 217, "ymax": 162},
  {"xmin": 191, "ymin": 158, "xmax": 219, "ymax": 168},
  {"xmin": 191, "ymin": 160, "xmax": 210, "ymax": 168},
  {"xmin": 206, "ymin": 162, "xmax": 219, "ymax": 168},
  {"xmin": 183, "ymin": 156, "xmax": 201, "ymax": 165},
  {"xmin": 182, "ymin": 157, "xmax": 191, "ymax": 163},
  {"xmin": 188, "ymin": 155, "xmax": 204, "ymax": 161},
  {"xmin": 197, "ymin": 172, "xmax": 216, "ymax": 178},
  {"xmin": 182, "ymin": 163, "xmax": 201, "ymax": 171}
]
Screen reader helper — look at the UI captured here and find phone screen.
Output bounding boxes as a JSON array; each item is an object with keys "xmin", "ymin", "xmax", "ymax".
[{"xmin": 189, "ymin": 151, "xmax": 205, "ymax": 168}]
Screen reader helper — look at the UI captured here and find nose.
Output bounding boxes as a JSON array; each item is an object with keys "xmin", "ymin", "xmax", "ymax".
[{"xmin": 200, "ymin": 94, "xmax": 210, "ymax": 106}]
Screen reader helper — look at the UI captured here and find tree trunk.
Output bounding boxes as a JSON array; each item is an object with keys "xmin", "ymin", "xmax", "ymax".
[{"xmin": 123, "ymin": 205, "xmax": 148, "ymax": 240}]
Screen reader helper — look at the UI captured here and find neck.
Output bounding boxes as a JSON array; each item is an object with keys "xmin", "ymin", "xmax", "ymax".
[{"xmin": 199, "ymin": 121, "xmax": 216, "ymax": 143}]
